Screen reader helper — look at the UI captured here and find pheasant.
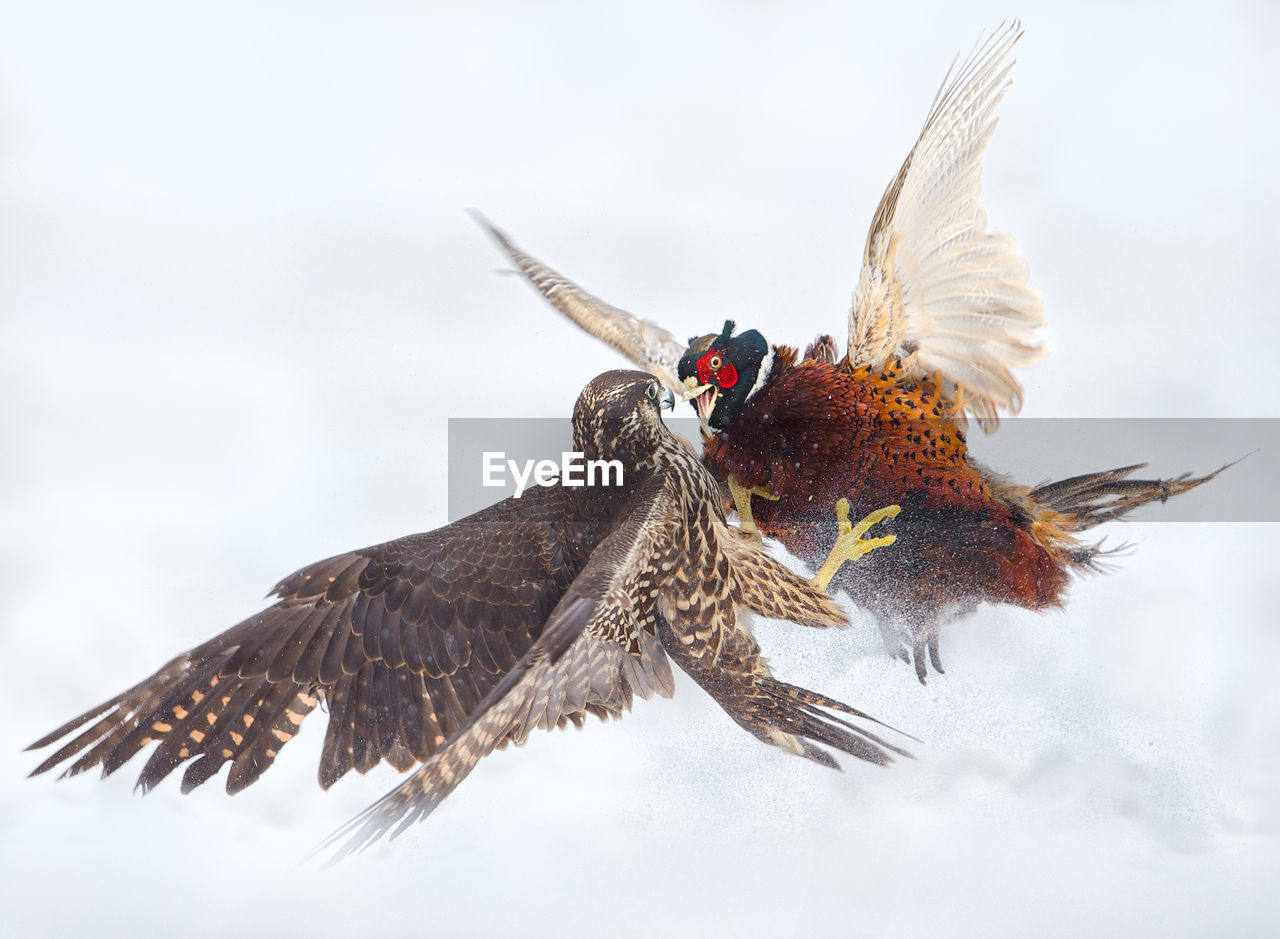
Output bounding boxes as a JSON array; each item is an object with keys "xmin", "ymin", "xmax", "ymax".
[{"xmin": 474, "ymin": 24, "xmax": 1227, "ymax": 682}]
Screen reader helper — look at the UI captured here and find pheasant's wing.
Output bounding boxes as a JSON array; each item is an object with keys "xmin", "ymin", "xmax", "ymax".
[
  {"xmin": 26, "ymin": 485, "xmax": 617, "ymax": 796},
  {"xmin": 474, "ymin": 212, "xmax": 688, "ymax": 394},
  {"xmin": 847, "ymin": 22, "xmax": 1044, "ymax": 431},
  {"xmin": 315, "ymin": 474, "xmax": 679, "ymax": 860}
]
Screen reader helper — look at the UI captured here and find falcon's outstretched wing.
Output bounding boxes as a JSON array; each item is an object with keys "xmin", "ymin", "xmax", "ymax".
[
  {"xmin": 720, "ymin": 525, "xmax": 847, "ymax": 628},
  {"xmin": 26, "ymin": 484, "xmax": 644, "ymax": 796},
  {"xmin": 654, "ymin": 509, "xmax": 912, "ymax": 770},
  {"xmin": 315, "ymin": 474, "xmax": 679, "ymax": 860},
  {"xmin": 846, "ymin": 22, "xmax": 1044, "ymax": 431},
  {"xmin": 658, "ymin": 610, "xmax": 912, "ymax": 770},
  {"xmin": 473, "ymin": 212, "xmax": 689, "ymax": 395}
]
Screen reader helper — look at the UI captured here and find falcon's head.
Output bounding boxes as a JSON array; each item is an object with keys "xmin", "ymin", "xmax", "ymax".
[
  {"xmin": 677, "ymin": 320, "xmax": 773, "ymax": 431},
  {"xmin": 572, "ymin": 370, "xmax": 678, "ymax": 472}
]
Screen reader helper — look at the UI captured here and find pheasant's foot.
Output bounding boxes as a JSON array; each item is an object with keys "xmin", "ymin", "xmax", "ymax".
[
  {"xmin": 927, "ymin": 636, "xmax": 945, "ymax": 675},
  {"xmin": 727, "ymin": 475, "xmax": 781, "ymax": 535},
  {"xmin": 909, "ymin": 636, "xmax": 945, "ymax": 684},
  {"xmin": 912, "ymin": 642, "xmax": 928, "ymax": 684},
  {"xmin": 877, "ymin": 621, "xmax": 911, "ymax": 665},
  {"xmin": 811, "ymin": 500, "xmax": 900, "ymax": 590}
]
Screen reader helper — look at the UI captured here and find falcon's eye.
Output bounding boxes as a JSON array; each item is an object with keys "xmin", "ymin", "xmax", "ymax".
[
  {"xmin": 709, "ymin": 355, "xmax": 723, "ymax": 370},
  {"xmin": 646, "ymin": 381, "xmax": 659, "ymax": 401}
]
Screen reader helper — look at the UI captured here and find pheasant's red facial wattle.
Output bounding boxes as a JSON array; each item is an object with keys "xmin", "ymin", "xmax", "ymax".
[{"xmin": 697, "ymin": 349, "xmax": 739, "ymax": 389}]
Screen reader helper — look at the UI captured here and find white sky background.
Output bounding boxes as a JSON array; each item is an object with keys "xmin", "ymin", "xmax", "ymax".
[{"xmin": 2, "ymin": 1, "xmax": 1278, "ymax": 935}]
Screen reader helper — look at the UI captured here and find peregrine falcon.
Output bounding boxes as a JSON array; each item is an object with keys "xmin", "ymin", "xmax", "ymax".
[{"xmin": 28, "ymin": 370, "xmax": 905, "ymax": 857}]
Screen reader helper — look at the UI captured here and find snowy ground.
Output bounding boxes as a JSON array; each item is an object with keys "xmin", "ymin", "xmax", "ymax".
[{"xmin": 2, "ymin": 2, "xmax": 1277, "ymax": 936}]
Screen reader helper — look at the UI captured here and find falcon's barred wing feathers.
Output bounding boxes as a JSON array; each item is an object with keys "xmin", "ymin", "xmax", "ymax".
[
  {"xmin": 29, "ymin": 369, "xmax": 914, "ymax": 857},
  {"xmin": 719, "ymin": 525, "xmax": 848, "ymax": 629},
  {"xmin": 314, "ymin": 474, "xmax": 679, "ymax": 860},
  {"xmin": 656, "ymin": 610, "xmax": 912, "ymax": 770},
  {"xmin": 25, "ymin": 485, "xmax": 605, "ymax": 795}
]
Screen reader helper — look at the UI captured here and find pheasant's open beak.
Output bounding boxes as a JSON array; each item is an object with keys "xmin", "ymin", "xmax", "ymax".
[
  {"xmin": 694, "ymin": 386, "xmax": 719, "ymax": 424},
  {"xmin": 680, "ymin": 378, "xmax": 712, "ymax": 401},
  {"xmin": 680, "ymin": 377, "xmax": 717, "ymax": 424}
]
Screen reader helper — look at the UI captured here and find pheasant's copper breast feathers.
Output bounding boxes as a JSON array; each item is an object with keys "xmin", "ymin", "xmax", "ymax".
[
  {"xmin": 847, "ymin": 21, "xmax": 1045, "ymax": 430},
  {"xmin": 475, "ymin": 213, "xmax": 689, "ymax": 395}
]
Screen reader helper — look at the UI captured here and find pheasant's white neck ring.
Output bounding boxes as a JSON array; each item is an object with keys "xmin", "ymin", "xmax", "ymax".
[{"xmin": 744, "ymin": 346, "xmax": 775, "ymax": 403}]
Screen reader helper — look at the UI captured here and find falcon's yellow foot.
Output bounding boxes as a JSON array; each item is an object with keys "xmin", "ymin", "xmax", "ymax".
[
  {"xmin": 727, "ymin": 475, "xmax": 780, "ymax": 535},
  {"xmin": 811, "ymin": 500, "xmax": 900, "ymax": 590}
]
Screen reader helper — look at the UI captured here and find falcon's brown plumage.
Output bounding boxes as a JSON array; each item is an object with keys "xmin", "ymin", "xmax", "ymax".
[{"xmin": 28, "ymin": 369, "xmax": 906, "ymax": 857}]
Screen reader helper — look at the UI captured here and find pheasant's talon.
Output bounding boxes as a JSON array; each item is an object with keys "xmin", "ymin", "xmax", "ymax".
[
  {"xmin": 835, "ymin": 498, "xmax": 852, "ymax": 536},
  {"xmin": 727, "ymin": 476, "xmax": 780, "ymax": 535},
  {"xmin": 727, "ymin": 476, "xmax": 757, "ymax": 534},
  {"xmin": 927, "ymin": 636, "xmax": 945, "ymax": 675},
  {"xmin": 850, "ymin": 502, "xmax": 901, "ymax": 540},
  {"xmin": 810, "ymin": 501, "xmax": 901, "ymax": 590},
  {"xmin": 861, "ymin": 534, "xmax": 896, "ymax": 554},
  {"xmin": 912, "ymin": 642, "xmax": 928, "ymax": 684}
]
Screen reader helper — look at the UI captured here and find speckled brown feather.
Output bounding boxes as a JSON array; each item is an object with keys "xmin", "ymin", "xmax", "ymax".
[
  {"xmin": 27, "ymin": 382, "xmax": 657, "ymax": 795},
  {"xmin": 317, "ymin": 373, "xmax": 908, "ymax": 858},
  {"xmin": 30, "ymin": 370, "xmax": 909, "ymax": 858}
]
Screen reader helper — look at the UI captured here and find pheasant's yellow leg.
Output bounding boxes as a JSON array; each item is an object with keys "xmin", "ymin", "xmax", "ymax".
[
  {"xmin": 727, "ymin": 475, "xmax": 781, "ymax": 535},
  {"xmin": 811, "ymin": 500, "xmax": 900, "ymax": 590}
]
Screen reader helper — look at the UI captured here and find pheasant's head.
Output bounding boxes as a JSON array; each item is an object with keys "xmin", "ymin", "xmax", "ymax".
[{"xmin": 677, "ymin": 320, "xmax": 772, "ymax": 431}]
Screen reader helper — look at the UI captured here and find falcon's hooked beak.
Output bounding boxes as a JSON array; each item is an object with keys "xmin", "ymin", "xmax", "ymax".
[{"xmin": 660, "ymin": 386, "xmax": 676, "ymax": 411}]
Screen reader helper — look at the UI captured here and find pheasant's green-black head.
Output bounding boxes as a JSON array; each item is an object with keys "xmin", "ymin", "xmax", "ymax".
[{"xmin": 677, "ymin": 320, "xmax": 772, "ymax": 431}]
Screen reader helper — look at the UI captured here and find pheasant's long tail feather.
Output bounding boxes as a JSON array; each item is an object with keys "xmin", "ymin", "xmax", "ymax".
[{"xmin": 1031, "ymin": 459, "xmax": 1236, "ymax": 532}]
